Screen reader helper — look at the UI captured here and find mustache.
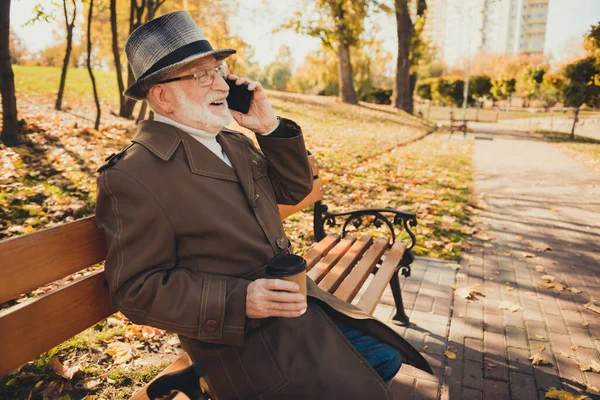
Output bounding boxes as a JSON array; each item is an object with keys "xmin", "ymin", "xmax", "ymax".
[{"xmin": 205, "ymin": 91, "xmax": 228, "ymax": 104}]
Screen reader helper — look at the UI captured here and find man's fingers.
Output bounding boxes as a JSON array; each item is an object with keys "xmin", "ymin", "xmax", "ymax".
[
  {"xmin": 263, "ymin": 301, "xmax": 306, "ymax": 312},
  {"xmin": 262, "ymin": 278, "xmax": 300, "ymax": 293},
  {"xmin": 264, "ymin": 290, "xmax": 305, "ymax": 303}
]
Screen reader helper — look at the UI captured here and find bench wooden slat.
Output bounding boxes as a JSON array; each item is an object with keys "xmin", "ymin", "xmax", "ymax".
[
  {"xmin": 318, "ymin": 235, "xmax": 373, "ymax": 294},
  {"xmin": 0, "ymin": 270, "xmax": 115, "ymax": 377},
  {"xmin": 0, "ymin": 216, "xmax": 107, "ymax": 305},
  {"xmin": 333, "ymin": 237, "xmax": 389, "ymax": 303},
  {"xmin": 307, "ymin": 236, "xmax": 356, "ymax": 284},
  {"xmin": 304, "ymin": 234, "xmax": 340, "ymax": 270},
  {"xmin": 308, "ymin": 154, "xmax": 319, "ymax": 177},
  {"xmin": 278, "ymin": 178, "xmax": 323, "ymax": 219},
  {"xmin": 356, "ymin": 240, "xmax": 407, "ymax": 314},
  {"xmin": 130, "ymin": 353, "xmax": 193, "ymax": 400}
]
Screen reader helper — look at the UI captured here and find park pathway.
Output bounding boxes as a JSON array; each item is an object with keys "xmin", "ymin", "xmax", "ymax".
[{"xmin": 384, "ymin": 123, "xmax": 600, "ymax": 399}]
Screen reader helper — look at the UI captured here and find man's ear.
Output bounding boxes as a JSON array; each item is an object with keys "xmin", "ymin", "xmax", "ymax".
[{"xmin": 147, "ymin": 84, "xmax": 175, "ymax": 114}]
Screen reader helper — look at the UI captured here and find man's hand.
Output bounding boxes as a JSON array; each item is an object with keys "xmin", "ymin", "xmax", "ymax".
[
  {"xmin": 227, "ymin": 74, "xmax": 278, "ymax": 134},
  {"xmin": 246, "ymin": 279, "xmax": 307, "ymax": 319}
]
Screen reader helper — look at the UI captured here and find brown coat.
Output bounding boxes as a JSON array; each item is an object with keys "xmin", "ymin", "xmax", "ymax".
[{"xmin": 95, "ymin": 118, "xmax": 431, "ymax": 400}]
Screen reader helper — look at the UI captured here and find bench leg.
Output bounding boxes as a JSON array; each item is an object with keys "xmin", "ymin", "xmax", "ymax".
[{"xmin": 390, "ymin": 269, "xmax": 410, "ymax": 326}]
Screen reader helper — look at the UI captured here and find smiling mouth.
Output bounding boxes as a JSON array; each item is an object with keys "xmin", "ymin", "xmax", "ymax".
[{"xmin": 209, "ymin": 100, "xmax": 226, "ymax": 107}]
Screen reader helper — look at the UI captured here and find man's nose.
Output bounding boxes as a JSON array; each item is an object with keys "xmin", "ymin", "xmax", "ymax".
[{"xmin": 212, "ymin": 74, "xmax": 229, "ymax": 92}]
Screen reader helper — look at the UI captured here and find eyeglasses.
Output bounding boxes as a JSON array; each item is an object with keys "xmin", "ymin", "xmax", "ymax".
[{"xmin": 157, "ymin": 64, "xmax": 227, "ymax": 87}]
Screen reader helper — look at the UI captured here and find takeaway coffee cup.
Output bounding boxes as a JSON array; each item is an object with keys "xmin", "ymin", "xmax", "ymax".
[{"xmin": 266, "ymin": 253, "xmax": 307, "ymax": 301}]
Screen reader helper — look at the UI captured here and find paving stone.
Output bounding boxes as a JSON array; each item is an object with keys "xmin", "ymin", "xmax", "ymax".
[
  {"xmin": 460, "ymin": 388, "xmax": 483, "ymax": 400},
  {"xmin": 463, "ymin": 338, "xmax": 482, "ymax": 361},
  {"xmin": 412, "ymin": 379, "xmax": 440, "ymax": 400},
  {"xmin": 506, "ymin": 326, "xmax": 529, "ymax": 349},
  {"xmin": 510, "ymin": 371, "xmax": 538, "ymax": 400},
  {"xmin": 483, "ymin": 379, "xmax": 509, "ymax": 398},
  {"xmin": 462, "ymin": 360, "xmax": 484, "ymax": 390},
  {"xmin": 507, "ymin": 346, "xmax": 534, "ymax": 375}
]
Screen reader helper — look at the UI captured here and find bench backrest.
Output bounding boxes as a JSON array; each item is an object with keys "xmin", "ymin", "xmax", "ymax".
[{"xmin": 0, "ymin": 155, "xmax": 320, "ymax": 377}]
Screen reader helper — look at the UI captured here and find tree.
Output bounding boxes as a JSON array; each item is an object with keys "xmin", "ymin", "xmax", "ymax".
[
  {"xmin": 110, "ymin": 0, "xmax": 127, "ymax": 117},
  {"xmin": 55, "ymin": 0, "xmax": 77, "ymax": 111},
  {"xmin": 0, "ymin": 0, "xmax": 19, "ymax": 145},
  {"xmin": 518, "ymin": 65, "xmax": 545, "ymax": 108},
  {"xmin": 468, "ymin": 75, "xmax": 492, "ymax": 104},
  {"xmin": 392, "ymin": 0, "xmax": 429, "ymax": 114},
  {"xmin": 434, "ymin": 77, "xmax": 464, "ymax": 106},
  {"xmin": 283, "ymin": 0, "xmax": 372, "ymax": 104},
  {"xmin": 264, "ymin": 46, "xmax": 293, "ymax": 91},
  {"xmin": 86, "ymin": 0, "xmax": 101, "ymax": 130},
  {"xmin": 539, "ymin": 73, "xmax": 564, "ymax": 111},
  {"xmin": 416, "ymin": 79, "xmax": 433, "ymax": 101},
  {"xmin": 560, "ymin": 57, "xmax": 600, "ymax": 138}
]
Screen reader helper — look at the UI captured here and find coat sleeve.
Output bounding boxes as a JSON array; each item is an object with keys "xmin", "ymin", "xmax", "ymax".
[
  {"xmin": 96, "ymin": 168, "xmax": 251, "ymax": 346},
  {"xmin": 255, "ymin": 118, "xmax": 313, "ymax": 205}
]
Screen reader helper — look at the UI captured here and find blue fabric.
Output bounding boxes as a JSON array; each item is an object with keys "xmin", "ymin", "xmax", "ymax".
[{"xmin": 332, "ymin": 317, "xmax": 403, "ymax": 383}]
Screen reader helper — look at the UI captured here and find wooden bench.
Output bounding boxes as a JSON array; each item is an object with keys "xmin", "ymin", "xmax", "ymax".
[
  {"xmin": 0, "ymin": 153, "xmax": 419, "ymax": 399},
  {"xmin": 449, "ymin": 111, "xmax": 467, "ymax": 136}
]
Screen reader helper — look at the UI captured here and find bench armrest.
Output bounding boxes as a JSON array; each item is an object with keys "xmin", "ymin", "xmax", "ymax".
[{"xmin": 313, "ymin": 201, "xmax": 417, "ymax": 276}]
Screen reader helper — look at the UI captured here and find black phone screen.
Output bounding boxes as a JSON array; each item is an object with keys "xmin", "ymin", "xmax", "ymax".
[{"xmin": 226, "ymin": 78, "xmax": 254, "ymax": 114}]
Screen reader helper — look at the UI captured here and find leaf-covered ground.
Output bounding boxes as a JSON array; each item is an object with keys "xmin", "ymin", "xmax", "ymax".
[{"xmin": 1, "ymin": 69, "xmax": 474, "ymax": 399}]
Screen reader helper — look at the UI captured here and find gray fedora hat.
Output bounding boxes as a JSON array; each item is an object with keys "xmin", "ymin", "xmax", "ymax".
[{"xmin": 124, "ymin": 11, "xmax": 236, "ymax": 100}]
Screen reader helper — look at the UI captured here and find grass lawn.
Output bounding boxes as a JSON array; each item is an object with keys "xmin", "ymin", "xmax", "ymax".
[
  {"xmin": 1, "ymin": 65, "xmax": 474, "ymax": 399},
  {"xmin": 536, "ymin": 130, "xmax": 600, "ymax": 173}
]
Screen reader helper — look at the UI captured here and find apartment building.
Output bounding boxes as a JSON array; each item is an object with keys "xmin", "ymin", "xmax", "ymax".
[{"xmin": 424, "ymin": 0, "xmax": 550, "ymax": 65}]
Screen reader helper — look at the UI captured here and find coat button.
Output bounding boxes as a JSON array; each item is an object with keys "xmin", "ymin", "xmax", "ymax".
[
  {"xmin": 204, "ymin": 320, "xmax": 218, "ymax": 333},
  {"xmin": 276, "ymin": 237, "xmax": 287, "ymax": 249}
]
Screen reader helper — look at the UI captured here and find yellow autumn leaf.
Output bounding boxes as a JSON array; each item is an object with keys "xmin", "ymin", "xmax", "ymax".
[
  {"xmin": 106, "ymin": 341, "xmax": 133, "ymax": 364},
  {"xmin": 590, "ymin": 360, "xmax": 600, "ymax": 373},
  {"xmin": 542, "ymin": 275, "xmax": 555, "ymax": 282},
  {"xmin": 571, "ymin": 345, "xmax": 580, "ymax": 351},
  {"xmin": 582, "ymin": 322, "xmax": 589, "ymax": 327},
  {"xmin": 529, "ymin": 353, "xmax": 549, "ymax": 365},
  {"xmin": 444, "ymin": 350, "xmax": 457, "ymax": 359},
  {"xmin": 535, "ymin": 334, "xmax": 546, "ymax": 340},
  {"xmin": 544, "ymin": 387, "xmax": 591, "ymax": 399},
  {"xmin": 537, "ymin": 343, "xmax": 545, "ymax": 351},
  {"xmin": 535, "ymin": 265, "xmax": 545, "ymax": 272},
  {"xmin": 580, "ymin": 363, "xmax": 591, "ymax": 372},
  {"xmin": 569, "ymin": 287, "xmax": 583, "ymax": 294}
]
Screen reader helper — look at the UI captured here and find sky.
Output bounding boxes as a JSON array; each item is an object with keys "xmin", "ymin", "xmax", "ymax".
[{"xmin": 9, "ymin": 0, "xmax": 600, "ymax": 70}]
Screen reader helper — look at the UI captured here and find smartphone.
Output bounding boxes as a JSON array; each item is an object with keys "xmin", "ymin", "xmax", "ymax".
[{"xmin": 226, "ymin": 78, "xmax": 254, "ymax": 114}]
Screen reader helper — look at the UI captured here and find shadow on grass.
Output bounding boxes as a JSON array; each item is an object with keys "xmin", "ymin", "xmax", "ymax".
[{"xmin": 537, "ymin": 130, "xmax": 600, "ymax": 145}]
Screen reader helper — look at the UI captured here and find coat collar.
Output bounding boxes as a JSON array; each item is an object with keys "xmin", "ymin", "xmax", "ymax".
[{"xmin": 132, "ymin": 121, "xmax": 255, "ymax": 203}]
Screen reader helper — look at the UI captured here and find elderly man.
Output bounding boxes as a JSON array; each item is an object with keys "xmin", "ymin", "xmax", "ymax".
[{"xmin": 95, "ymin": 11, "xmax": 431, "ymax": 400}]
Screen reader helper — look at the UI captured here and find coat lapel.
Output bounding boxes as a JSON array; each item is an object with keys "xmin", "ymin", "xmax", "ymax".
[{"xmin": 218, "ymin": 132, "xmax": 255, "ymax": 206}]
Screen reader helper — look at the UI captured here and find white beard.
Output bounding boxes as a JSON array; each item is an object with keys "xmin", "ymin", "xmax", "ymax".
[{"xmin": 172, "ymin": 88, "xmax": 232, "ymax": 133}]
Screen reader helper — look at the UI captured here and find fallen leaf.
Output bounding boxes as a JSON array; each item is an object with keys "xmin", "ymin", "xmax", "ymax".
[
  {"xmin": 423, "ymin": 345, "xmax": 429, "ymax": 351},
  {"xmin": 535, "ymin": 334, "xmax": 546, "ymax": 340},
  {"xmin": 580, "ymin": 363, "xmax": 591, "ymax": 372},
  {"xmin": 75, "ymin": 377, "xmax": 102, "ymax": 390},
  {"xmin": 582, "ymin": 322, "xmax": 589, "ymax": 327},
  {"xmin": 41, "ymin": 380, "xmax": 64, "ymax": 400},
  {"xmin": 456, "ymin": 287, "xmax": 484, "ymax": 301},
  {"xmin": 529, "ymin": 353, "xmax": 549, "ymax": 365},
  {"xmin": 571, "ymin": 345, "xmax": 580, "ymax": 350},
  {"xmin": 509, "ymin": 304, "xmax": 523, "ymax": 312},
  {"xmin": 560, "ymin": 351, "xmax": 570, "ymax": 358},
  {"xmin": 106, "ymin": 341, "xmax": 133, "ymax": 364},
  {"xmin": 542, "ymin": 275, "xmax": 556, "ymax": 282},
  {"xmin": 569, "ymin": 288, "xmax": 583, "ymax": 294},
  {"xmin": 167, "ymin": 336, "xmax": 181, "ymax": 346},
  {"xmin": 444, "ymin": 350, "xmax": 457, "ymax": 359},
  {"xmin": 49, "ymin": 358, "xmax": 81, "ymax": 380},
  {"xmin": 544, "ymin": 387, "xmax": 591, "ymax": 399},
  {"xmin": 535, "ymin": 265, "xmax": 545, "ymax": 272},
  {"xmin": 537, "ymin": 343, "xmax": 546, "ymax": 351},
  {"xmin": 586, "ymin": 385, "xmax": 599, "ymax": 395},
  {"xmin": 590, "ymin": 360, "xmax": 600, "ymax": 373},
  {"xmin": 584, "ymin": 302, "xmax": 600, "ymax": 315}
]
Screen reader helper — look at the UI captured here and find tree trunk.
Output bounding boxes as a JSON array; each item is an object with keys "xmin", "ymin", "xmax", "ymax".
[
  {"xmin": 123, "ymin": 0, "xmax": 146, "ymax": 118},
  {"xmin": 110, "ymin": 0, "xmax": 127, "ymax": 117},
  {"xmin": 136, "ymin": 100, "xmax": 148, "ymax": 123},
  {"xmin": 55, "ymin": 0, "xmax": 77, "ymax": 111},
  {"xmin": 87, "ymin": 0, "xmax": 101, "ymax": 130},
  {"xmin": 392, "ymin": 0, "xmax": 414, "ymax": 113},
  {"xmin": 570, "ymin": 107, "xmax": 579, "ymax": 140},
  {"xmin": 0, "ymin": 0, "xmax": 19, "ymax": 145},
  {"xmin": 336, "ymin": 42, "xmax": 358, "ymax": 105}
]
